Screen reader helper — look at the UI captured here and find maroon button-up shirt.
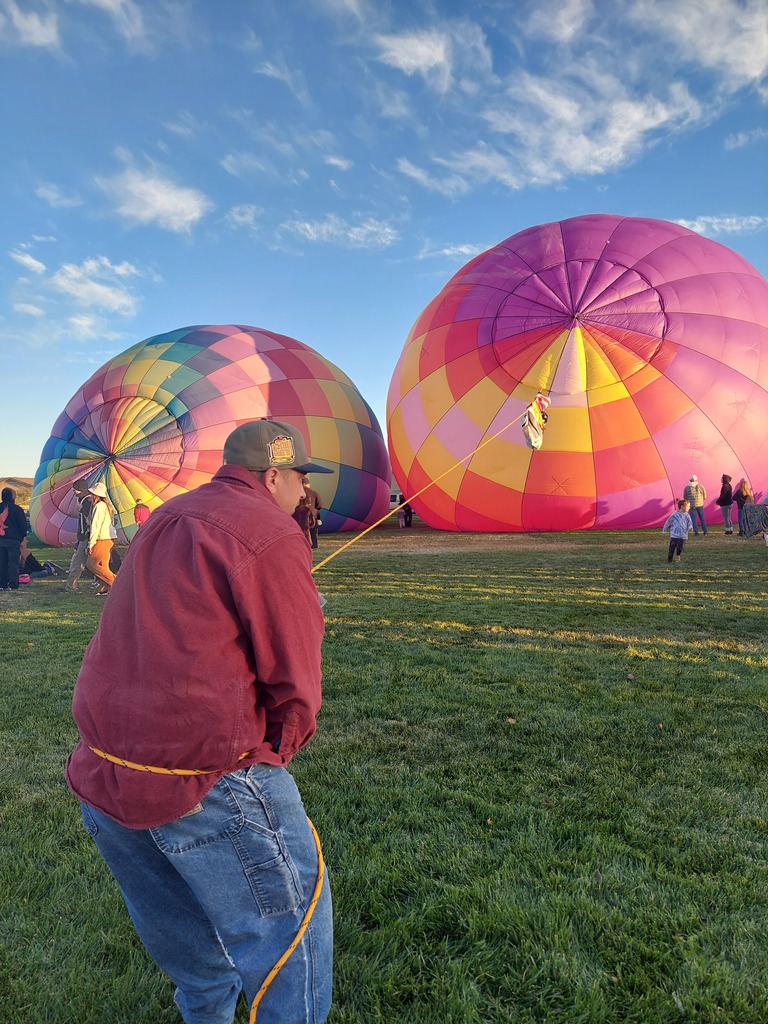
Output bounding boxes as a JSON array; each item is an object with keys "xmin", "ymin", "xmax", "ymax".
[{"xmin": 66, "ymin": 464, "xmax": 326, "ymax": 829}]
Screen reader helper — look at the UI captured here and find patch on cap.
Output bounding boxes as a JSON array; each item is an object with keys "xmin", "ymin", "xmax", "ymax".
[{"xmin": 268, "ymin": 434, "xmax": 296, "ymax": 466}]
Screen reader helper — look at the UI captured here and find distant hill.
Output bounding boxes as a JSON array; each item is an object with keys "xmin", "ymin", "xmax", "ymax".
[{"xmin": 0, "ymin": 477, "xmax": 34, "ymax": 507}]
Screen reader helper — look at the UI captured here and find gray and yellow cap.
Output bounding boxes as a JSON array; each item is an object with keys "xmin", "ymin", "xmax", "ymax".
[{"xmin": 223, "ymin": 420, "xmax": 333, "ymax": 474}]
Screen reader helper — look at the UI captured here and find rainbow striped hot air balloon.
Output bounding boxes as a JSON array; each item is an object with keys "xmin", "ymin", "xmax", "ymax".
[
  {"xmin": 387, "ymin": 214, "xmax": 768, "ymax": 531},
  {"xmin": 31, "ymin": 325, "xmax": 390, "ymax": 545}
]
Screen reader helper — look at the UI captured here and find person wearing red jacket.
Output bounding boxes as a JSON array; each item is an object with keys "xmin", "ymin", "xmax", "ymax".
[{"xmin": 66, "ymin": 419, "xmax": 334, "ymax": 1024}]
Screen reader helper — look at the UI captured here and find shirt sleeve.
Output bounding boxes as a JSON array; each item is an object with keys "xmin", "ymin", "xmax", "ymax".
[{"xmin": 229, "ymin": 531, "xmax": 325, "ymax": 764}]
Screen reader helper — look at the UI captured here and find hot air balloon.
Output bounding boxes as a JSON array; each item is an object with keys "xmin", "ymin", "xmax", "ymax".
[
  {"xmin": 387, "ymin": 214, "xmax": 768, "ymax": 531},
  {"xmin": 31, "ymin": 325, "xmax": 390, "ymax": 545}
]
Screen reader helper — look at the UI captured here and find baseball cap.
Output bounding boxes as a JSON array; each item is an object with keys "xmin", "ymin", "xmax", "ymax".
[
  {"xmin": 689, "ymin": 474, "xmax": 698, "ymax": 482},
  {"xmin": 223, "ymin": 420, "xmax": 333, "ymax": 474},
  {"xmin": 89, "ymin": 481, "xmax": 109, "ymax": 497}
]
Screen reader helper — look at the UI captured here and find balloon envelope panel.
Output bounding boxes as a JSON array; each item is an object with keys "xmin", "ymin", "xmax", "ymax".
[
  {"xmin": 387, "ymin": 214, "xmax": 768, "ymax": 531},
  {"xmin": 32, "ymin": 325, "xmax": 390, "ymax": 545}
]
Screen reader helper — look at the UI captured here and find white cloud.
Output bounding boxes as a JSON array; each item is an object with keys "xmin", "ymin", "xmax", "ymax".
[
  {"xmin": 256, "ymin": 61, "xmax": 310, "ymax": 105},
  {"xmin": 416, "ymin": 241, "xmax": 488, "ymax": 261},
  {"xmin": 67, "ymin": 315, "xmax": 104, "ymax": 339},
  {"xmin": 220, "ymin": 151, "xmax": 275, "ymax": 178},
  {"xmin": 97, "ymin": 166, "xmax": 213, "ymax": 232},
  {"xmin": 162, "ymin": 111, "xmax": 204, "ymax": 138},
  {"xmin": 725, "ymin": 127, "xmax": 768, "ymax": 150},
  {"xmin": 629, "ymin": 0, "xmax": 768, "ymax": 88},
  {"xmin": 325, "ymin": 155, "xmax": 353, "ymax": 171},
  {"xmin": 524, "ymin": 0, "xmax": 592, "ymax": 43},
  {"xmin": 675, "ymin": 215, "xmax": 768, "ymax": 236},
  {"xmin": 76, "ymin": 0, "xmax": 145, "ymax": 44},
  {"xmin": 1, "ymin": 0, "xmax": 59, "ymax": 47},
  {"xmin": 374, "ymin": 28, "xmax": 453, "ymax": 93},
  {"xmin": 36, "ymin": 182, "xmax": 83, "ymax": 208},
  {"xmin": 226, "ymin": 204, "xmax": 262, "ymax": 231},
  {"xmin": 49, "ymin": 256, "xmax": 140, "ymax": 314},
  {"xmin": 397, "ymin": 157, "xmax": 469, "ymax": 198},
  {"xmin": 14, "ymin": 302, "xmax": 45, "ymax": 317},
  {"xmin": 281, "ymin": 213, "xmax": 399, "ymax": 248},
  {"xmin": 10, "ymin": 249, "xmax": 46, "ymax": 274}
]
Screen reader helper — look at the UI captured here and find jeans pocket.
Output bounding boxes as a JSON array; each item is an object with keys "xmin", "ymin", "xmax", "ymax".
[{"xmin": 80, "ymin": 802, "xmax": 100, "ymax": 837}]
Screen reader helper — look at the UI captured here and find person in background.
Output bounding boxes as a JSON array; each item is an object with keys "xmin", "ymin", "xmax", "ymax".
[
  {"xmin": 403, "ymin": 500, "xmax": 413, "ymax": 528},
  {"xmin": 19, "ymin": 537, "xmax": 60, "ymax": 578},
  {"xmin": 662, "ymin": 499, "xmax": 694, "ymax": 563},
  {"xmin": 65, "ymin": 478, "xmax": 94, "ymax": 593},
  {"xmin": 733, "ymin": 478, "xmax": 753, "ymax": 536},
  {"xmin": 683, "ymin": 474, "xmax": 708, "ymax": 536},
  {"xmin": 292, "ymin": 495, "xmax": 315, "ymax": 546},
  {"xmin": 715, "ymin": 474, "xmax": 734, "ymax": 534},
  {"xmin": 133, "ymin": 502, "xmax": 151, "ymax": 528},
  {"xmin": 86, "ymin": 481, "xmax": 115, "ymax": 595},
  {"xmin": 65, "ymin": 419, "xmax": 334, "ymax": 1024},
  {"xmin": 301, "ymin": 477, "xmax": 323, "ymax": 549},
  {"xmin": 0, "ymin": 487, "xmax": 28, "ymax": 592}
]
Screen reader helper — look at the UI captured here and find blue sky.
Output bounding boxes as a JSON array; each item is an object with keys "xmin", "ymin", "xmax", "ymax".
[{"xmin": 1, "ymin": 0, "xmax": 767, "ymax": 476}]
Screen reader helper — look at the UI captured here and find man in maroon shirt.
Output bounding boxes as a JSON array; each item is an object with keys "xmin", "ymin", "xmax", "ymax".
[{"xmin": 67, "ymin": 420, "xmax": 333, "ymax": 1024}]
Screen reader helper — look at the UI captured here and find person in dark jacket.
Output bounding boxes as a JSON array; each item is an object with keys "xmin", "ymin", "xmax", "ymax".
[
  {"xmin": 65, "ymin": 478, "xmax": 94, "ymax": 593},
  {"xmin": 301, "ymin": 476, "xmax": 323, "ymax": 549},
  {"xmin": 715, "ymin": 474, "xmax": 734, "ymax": 534},
  {"xmin": 0, "ymin": 487, "xmax": 29, "ymax": 591}
]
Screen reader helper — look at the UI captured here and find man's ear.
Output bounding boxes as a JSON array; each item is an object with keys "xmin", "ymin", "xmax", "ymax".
[{"xmin": 261, "ymin": 467, "xmax": 280, "ymax": 494}]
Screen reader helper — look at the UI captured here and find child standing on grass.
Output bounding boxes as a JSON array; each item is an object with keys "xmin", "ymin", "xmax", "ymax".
[{"xmin": 662, "ymin": 499, "xmax": 694, "ymax": 563}]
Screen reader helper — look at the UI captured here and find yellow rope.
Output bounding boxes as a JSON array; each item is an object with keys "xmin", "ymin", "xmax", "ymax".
[
  {"xmin": 88, "ymin": 745, "xmax": 251, "ymax": 776},
  {"xmin": 249, "ymin": 817, "xmax": 325, "ymax": 1024},
  {"xmin": 87, "ymin": 745, "xmax": 326, "ymax": 1020},
  {"xmin": 311, "ymin": 410, "xmax": 525, "ymax": 574}
]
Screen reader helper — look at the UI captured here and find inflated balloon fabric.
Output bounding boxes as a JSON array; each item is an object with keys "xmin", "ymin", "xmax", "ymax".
[
  {"xmin": 32, "ymin": 325, "xmax": 390, "ymax": 545},
  {"xmin": 387, "ymin": 214, "xmax": 768, "ymax": 531}
]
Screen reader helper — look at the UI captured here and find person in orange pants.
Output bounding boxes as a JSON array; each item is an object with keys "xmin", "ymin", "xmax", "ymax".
[{"xmin": 86, "ymin": 481, "xmax": 116, "ymax": 595}]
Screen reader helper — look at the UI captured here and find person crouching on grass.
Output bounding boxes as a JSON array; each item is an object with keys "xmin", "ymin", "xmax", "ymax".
[{"xmin": 662, "ymin": 499, "xmax": 694, "ymax": 563}]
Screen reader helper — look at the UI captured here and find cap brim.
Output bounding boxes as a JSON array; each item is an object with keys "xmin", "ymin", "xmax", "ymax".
[{"xmin": 295, "ymin": 462, "xmax": 334, "ymax": 474}]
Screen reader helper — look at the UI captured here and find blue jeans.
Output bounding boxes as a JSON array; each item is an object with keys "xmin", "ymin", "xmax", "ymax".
[
  {"xmin": 691, "ymin": 507, "xmax": 707, "ymax": 535},
  {"xmin": 738, "ymin": 506, "xmax": 747, "ymax": 534},
  {"xmin": 80, "ymin": 765, "xmax": 332, "ymax": 1024}
]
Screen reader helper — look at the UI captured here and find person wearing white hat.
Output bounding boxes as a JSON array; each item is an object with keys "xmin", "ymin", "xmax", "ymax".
[
  {"xmin": 86, "ymin": 480, "xmax": 115, "ymax": 593},
  {"xmin": 682, "ymin": 474, "xmax": 708, "ymax": 536}
]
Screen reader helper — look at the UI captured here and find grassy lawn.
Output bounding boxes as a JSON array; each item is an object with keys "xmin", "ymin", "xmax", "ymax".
[{"xmin": 1, "ymin": 525, "xmax": 766, "ymax": 1022}]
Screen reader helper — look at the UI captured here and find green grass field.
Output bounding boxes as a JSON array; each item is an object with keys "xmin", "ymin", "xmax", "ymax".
[{"xmin": 1, "ymin": 525, "xmax": 767, "ymax": 1023}]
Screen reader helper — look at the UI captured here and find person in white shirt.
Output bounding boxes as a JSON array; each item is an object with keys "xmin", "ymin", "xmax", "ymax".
[{"xmin": 87, "ymin": 481, "xmax": 115, "ymax": 594}]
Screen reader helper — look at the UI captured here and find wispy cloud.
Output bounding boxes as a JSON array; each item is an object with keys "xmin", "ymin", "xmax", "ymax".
[
  {"xmin": 75, "ymin": 0, "xmax": 145, "ymax": 45},
  {"xmin": 1, "ymin": 0, "xmax": 59, "ymax": 47},
  {"xmin": 162, "ymin": 111, "xmax": 204, "ymax": 138},
  {"xmin": 49, "ymin": 256, "xmax": 141, "ymax": 314},
  {"xmin": 524, "ymin": 0, "xmax": 591, "ymax": 43},
  {"xmin": 36, "ymin": 183, "xmax": 83, "ymax": 208},
  {"xmin": 220, "ymin": 151, "xmax": 276, "ymax": 179},
  {"xmin": 256, "ymin": 61, "xmax": 311, "ymax": 105},
  {"xmin": 374, "ymin": 28, "xmax": 453, "ymax": 93},
  {"xmin": 97, "ymin": 163, "xmax": 213, "ymax": 232},
  {"xmin": 225, "ymin": 204, "xmax": 262, "ymax": 232},
  {"xmin": 397, "ymin": 157, "xmax": 468, "ymax": 198},
  {"xmin": 10, "ymin": 249, "xmax": 46, "ymax": 274},
  {"xmin": 325, "ymin": 155, "xmax": 353, "ymax": 171},
  {"xmin": 675, "ymin": 215, "xmax": 768, "ymax": 236},
  {"xmin": 281, "ymin": 213, "xmax": 399, "ymax": 248},
  {"xmin": 14, "ymin": 302, "xmax": 45, "ymax": 317},
  {"xmin": 629, "ymin": 0, "xmax": 768, "ymax": 88},
  {"xmin": 725, "ymin": 127, "xmax": 768, "ymax": 150}
]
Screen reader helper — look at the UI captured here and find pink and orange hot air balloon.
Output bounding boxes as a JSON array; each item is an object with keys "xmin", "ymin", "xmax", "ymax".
[
  {"xmin": 31, "ymin": 325, "xmax": 390, "ymax": 545},
  {"xmin": 387, "ymin": 214, "xmax": 768, "ymax": 531}
]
